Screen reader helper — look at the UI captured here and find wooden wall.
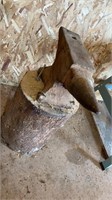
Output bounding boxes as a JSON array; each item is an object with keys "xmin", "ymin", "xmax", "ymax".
[{"xmin": 0, "ymin": 0, "xmax": 112, "ymax": 85}]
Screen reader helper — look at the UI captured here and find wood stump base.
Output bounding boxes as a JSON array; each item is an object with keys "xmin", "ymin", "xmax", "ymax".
[{"xmin": 1, "ymin": 70, "xmax": 79, "ymax": 154}]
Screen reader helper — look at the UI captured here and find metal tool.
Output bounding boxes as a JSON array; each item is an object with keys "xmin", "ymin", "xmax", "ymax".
[
  {"xmin": 39, "ymin": 27, "xmax": 99, "ymax": 113},
  {"xmin": 92, "ymin": 76, "xmax": 112, "ymax": 170}
]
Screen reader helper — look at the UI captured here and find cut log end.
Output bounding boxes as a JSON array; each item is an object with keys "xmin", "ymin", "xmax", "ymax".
[{"xmin": 1, "ymin": 69, "xmax": 79, "ymax": 154}]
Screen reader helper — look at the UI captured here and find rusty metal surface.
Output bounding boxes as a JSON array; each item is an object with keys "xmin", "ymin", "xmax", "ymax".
[
  {"xmin": 40, "ymin": 27, "xmax": 99, "ymax": 113},
  {"xmin": 92, "ymin": 102, "xmax": 112, "ymax": 157}
]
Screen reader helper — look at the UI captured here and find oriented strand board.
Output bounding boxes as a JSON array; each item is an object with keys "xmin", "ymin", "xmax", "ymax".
[{"xmin": 0, "ymin": 0, "xmax": 112, "ymax": 86}]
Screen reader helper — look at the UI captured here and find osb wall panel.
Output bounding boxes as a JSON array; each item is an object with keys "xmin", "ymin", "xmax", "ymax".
[{"xmin": 0, "ymin": 0, "xmax": 112, "ymax": 86}]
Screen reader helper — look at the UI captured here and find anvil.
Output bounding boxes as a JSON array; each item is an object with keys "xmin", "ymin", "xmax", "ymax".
[{"xmin": 38, "ymin": 27, "xmax": 99, "ymax": 113}]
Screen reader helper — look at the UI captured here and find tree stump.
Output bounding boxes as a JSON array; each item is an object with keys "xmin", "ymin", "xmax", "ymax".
[{"xmin": 1, "ymin": 70, "xmax": 79, "ymax": 154}]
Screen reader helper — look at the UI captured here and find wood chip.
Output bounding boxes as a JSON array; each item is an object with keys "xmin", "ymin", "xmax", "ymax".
[{"xmin": 2, "ymin": 57, "xmax": 11, "ymax": 71}]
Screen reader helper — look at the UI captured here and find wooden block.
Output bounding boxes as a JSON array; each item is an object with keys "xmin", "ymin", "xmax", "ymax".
[{"xmin": 1, "ymin": 70, "xmax": 79, "ymax": 154}]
